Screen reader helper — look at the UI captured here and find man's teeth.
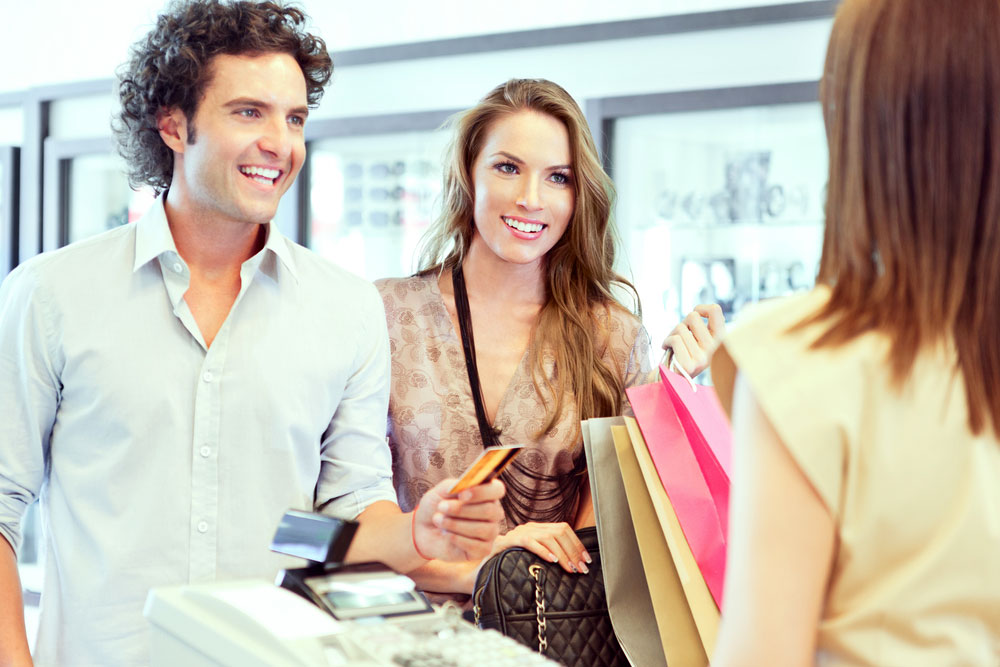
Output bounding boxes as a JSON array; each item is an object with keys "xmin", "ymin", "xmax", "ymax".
[
  {"xmin": 503, "ymin": 217, "xmax": 544, "ymax": 233},
  {"xmin": 239, "ymin": 166, "xmax": 280, "ymax": 184}
]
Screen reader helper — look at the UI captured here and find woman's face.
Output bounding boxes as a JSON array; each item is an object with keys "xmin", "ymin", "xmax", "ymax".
[{"xmin": 470, "ymin": 110, "xmax": 575, "ymax": 268}]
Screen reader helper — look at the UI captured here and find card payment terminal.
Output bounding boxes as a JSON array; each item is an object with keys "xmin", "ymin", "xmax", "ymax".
[{"xmin": 145, "ymin": 510, "xmax": 556, "ymax": 666}]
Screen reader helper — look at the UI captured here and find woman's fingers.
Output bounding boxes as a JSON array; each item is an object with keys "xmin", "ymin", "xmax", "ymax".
[
  {"xmin": 436, "ymin": 497, "xmax": 501, "ymax": 521},
  {"xmin": 433, "ymin": 514, "xmax": 502, "ymax": 542},
  {"xmin": 694, "ymin": 303, "xmax": 726, "ymax": 336},
  {"xmin": 684, "ymin": 309, "xmax": 714, "ymax": 349},
  {"xmin": 550, "ymin": 528, "xmax": 590, "ymax": 574},
  {"xmin": 666, "ymin": 326, "xmax": 704, "ymax": 375},
  {"xmin": 663, "ymin": 304, "xmax": 727, "ymax": 377},
  {"xmin": 499, "ymin": 522, "xmax": 590, "ymax": 574},
  {"xmin": 520, "ymin": 538, "xmax": 561, "ymax": 565}
]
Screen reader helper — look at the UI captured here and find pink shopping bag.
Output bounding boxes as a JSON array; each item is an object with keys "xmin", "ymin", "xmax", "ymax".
[
  {"xmin": 626, "ymin": 375, "xmax": 731, "ymax": 608},
  {"xmin": 659, "ymin": 365, "xmax": 733, "ymax": 532}
]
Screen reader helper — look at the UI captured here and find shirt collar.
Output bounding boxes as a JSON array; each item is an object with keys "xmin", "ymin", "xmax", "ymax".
[
  {"xmin": 132, "ymin": 195, "xmax": 300, "ymax": 283},
  {"xmin": 132, "ymin": 196, "xmax": 178, "ymax": 273},
  {"xmin": 257, "ymin": 216, "xmax": 299, "ymax": 284}
]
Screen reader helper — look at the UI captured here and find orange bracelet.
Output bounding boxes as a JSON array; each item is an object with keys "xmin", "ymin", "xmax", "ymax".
[{"xmin": 411, "ymin": 510, "xmax": 433, "ymax": 561}]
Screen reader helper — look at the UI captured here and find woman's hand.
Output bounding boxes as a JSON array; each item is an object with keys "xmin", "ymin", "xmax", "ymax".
[
  {"xmin": 662, "ymin": 303, "xmax": 726, "ymax": 377},
  {"xmin": 489, "ymin": 522, "xmax": 592, "ymax": 575},
  {"xmin": 412, "ymin": 478, "xmax": 506, "ymax": 562}
]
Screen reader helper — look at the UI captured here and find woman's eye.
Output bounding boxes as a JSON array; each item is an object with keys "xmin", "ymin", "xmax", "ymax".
[
  {"xmin": 550, "ymin": 172, "xmax": 571, "ymax": 185},
  {"xmin": 496, "ymin": 162, "xmax": 518, "ymax": 175}
]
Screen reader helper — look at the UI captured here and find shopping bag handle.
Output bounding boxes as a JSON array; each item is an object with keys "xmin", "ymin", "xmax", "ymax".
[{"xmin": 661, "ymin": 349, "xmax": 698, "ymax": 393}]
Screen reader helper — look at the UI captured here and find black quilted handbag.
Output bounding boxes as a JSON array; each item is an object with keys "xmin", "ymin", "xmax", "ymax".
[{"xmin": 472, "ymin": 526, "xmax": 629, "ymax": 667}]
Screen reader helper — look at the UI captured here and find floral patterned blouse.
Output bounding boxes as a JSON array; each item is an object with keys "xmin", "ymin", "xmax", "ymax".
[{"xmin": 375, "ymin": 273, "xmax": 653, "ymax": 530}]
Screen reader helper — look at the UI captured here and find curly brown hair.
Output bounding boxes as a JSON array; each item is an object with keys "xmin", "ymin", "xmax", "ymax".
[{"xmin": 114, "ymin": 0, "xmax": 332, "ymax": 193}]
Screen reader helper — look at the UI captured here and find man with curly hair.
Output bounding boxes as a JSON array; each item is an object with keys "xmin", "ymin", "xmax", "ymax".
[{"xmin": 0, "ymin": 2, "xmax": 504, "ymax": 664}]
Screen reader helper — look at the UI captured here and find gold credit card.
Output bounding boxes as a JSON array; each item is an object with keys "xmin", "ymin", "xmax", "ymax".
[{"xmin": 448, "ymin": 445, "xmax": 524, "ymax": 495}]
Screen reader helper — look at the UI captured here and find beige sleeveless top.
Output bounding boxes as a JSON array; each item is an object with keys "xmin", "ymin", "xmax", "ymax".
[
  {"xmin": 375, "ymin": 274, "xmax": 652, "ymax": 527},
  {"xmin": 715, "ymin": 287, "xmax": 1000, "ymax": 665}
]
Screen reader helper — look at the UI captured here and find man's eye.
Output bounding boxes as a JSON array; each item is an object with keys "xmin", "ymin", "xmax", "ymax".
[
  {"xmin": 288, "ymin": 115, "xmax": 305, "ymax": 127},
  {"xmin": 238, "ymin": 109, "xmax": 260, "ymax": 119}
]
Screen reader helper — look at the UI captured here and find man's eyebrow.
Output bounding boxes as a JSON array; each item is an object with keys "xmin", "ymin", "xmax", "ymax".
[
  {"xmin": 222, "ymin": 98, "xmax": 310, "ymax": 116},
  {"xmin": 222, "ymin": 97, "xmax": 268, "ymax": 109}
]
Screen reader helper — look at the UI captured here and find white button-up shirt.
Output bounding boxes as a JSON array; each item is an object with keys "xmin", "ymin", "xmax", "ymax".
[{"xmin": 0, "ymin": 199, "xmax": 396, "ymax": 666}]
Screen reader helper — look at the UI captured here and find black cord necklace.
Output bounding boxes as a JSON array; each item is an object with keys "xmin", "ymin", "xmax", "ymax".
[{"xmin": 450, "ymin": 264, "xmax": 584, "ymax": 526}]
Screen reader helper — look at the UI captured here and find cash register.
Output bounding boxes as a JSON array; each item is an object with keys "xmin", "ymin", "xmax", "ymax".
[{"xmin": 145, "ymin": 510, "xmax": 554, "ymax": 666}]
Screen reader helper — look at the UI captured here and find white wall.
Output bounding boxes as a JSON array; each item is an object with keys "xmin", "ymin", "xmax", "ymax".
[{"xmin": 0, "ymin": 0, "xmax": 814, "ymax": 94}]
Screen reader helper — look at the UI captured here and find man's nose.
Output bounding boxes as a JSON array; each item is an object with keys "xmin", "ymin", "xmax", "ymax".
[{"xmin": 257, "ymin": 117, "xmax": 292, "ymax": 160}]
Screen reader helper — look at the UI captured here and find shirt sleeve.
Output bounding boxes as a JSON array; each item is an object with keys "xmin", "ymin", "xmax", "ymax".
[
  {"xmin": 0, "ymin": 265, "xmax": 60, "ymax": 557},
  {"xmin": 620, "ymin": 316, "xmax": 655, "ymax": 418},
  {"xmin": 314, "ymin": 281, "xmax": 397, "ymax": 519},
  {"xmin": 625, "ymin": 321, "xmax": 655, "ymax": 388}
]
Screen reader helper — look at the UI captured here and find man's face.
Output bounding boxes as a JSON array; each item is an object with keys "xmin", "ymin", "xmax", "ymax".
[{"xmin": 167, "ymin": 52, "xmax": 309, "ymax": 226}]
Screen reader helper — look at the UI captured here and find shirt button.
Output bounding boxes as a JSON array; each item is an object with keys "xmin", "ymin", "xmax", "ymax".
[
  {"xmin": 172, "ymin": 262, "xmax": 183, "ymax": 274},
  {"xmin": 202, "ymin": 371, "xmax": 214, "ymax": 383},
  {"xmin": 197, "ymin": 521, "xmax": 208, "ymax": 533},
  {"xmin": 200, "ymin": 445, "xmax": 211, "ymax": 458}
]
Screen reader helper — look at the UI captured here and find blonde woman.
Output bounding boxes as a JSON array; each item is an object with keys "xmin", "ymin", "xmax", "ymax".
[{"xmin": 376, "ymin": 79, "xmax": 723, "ymax": 598}]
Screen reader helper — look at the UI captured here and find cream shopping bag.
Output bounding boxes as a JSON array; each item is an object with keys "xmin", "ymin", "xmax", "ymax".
[
  {"xmin": 616, "ymin": 417, "xmax": 719, "ymax": 662},
  {"xmin": 582, "ymin": 417, "xmax": 667, "ymax": 667}
]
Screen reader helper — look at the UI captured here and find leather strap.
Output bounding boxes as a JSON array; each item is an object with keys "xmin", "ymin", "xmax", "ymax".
[
  {"xmin": 452, "ymin": 265, "xmax": 502, "ymax": 449},
  {"xmin": 450, "ymin": 264, "xmax": 583, "ymax": 527}
]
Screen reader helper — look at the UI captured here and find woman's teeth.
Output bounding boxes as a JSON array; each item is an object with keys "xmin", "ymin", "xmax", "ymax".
[
  {"xmin": 503, "ymin": 217, "xmax": 544, "ymax": 233},
  {"xmin": 239, "ymin": 166, "xmax": 280, "ymax": 185}
]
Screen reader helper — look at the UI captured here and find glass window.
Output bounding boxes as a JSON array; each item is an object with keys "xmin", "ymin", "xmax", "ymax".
[
  {"xmin": 612, "ymin": 102, "xmax": 828, "ymax": 367},
  {"xmin": 0, "ymin": 147, "xmax": 15, "ymax": 278},
  {"xmin": 66, "ymin": 153, "xmax": 156, "ymax": 245},
  {"xmin": 307, "ymin": 130, "xmax": 450, "ymax": 281}
]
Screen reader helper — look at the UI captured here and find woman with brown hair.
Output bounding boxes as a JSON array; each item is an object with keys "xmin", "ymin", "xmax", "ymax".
[
  {"xmin": 376, "ymin": 78, "xmax": 723, "ymax": 597},
  {"xmin": 711, "ymin": 0, "xmax": 1000, "ymax": 662}
]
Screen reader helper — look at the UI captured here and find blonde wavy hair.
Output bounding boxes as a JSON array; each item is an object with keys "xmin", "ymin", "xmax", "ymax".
[{"xmin": 419, "ymin": 78, "xmax": 639, "ymax": 440}]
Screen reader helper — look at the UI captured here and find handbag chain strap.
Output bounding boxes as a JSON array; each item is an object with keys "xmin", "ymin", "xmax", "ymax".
[{"xmin": 528, "ymin": 564, "xmax": 548, "ymax": 654}]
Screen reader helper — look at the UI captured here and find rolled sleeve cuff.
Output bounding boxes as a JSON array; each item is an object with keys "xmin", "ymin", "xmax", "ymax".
[
  {"xmin": 0, "ymin": 497, "xmax": 26, "ymax": 559},
  {"xmin": 319, "ymin": 475, "xmax": 398, "ymax": 520}
]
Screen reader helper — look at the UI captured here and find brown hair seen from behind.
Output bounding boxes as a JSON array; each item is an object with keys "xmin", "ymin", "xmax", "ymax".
[{"xmin": 807, "ymin": 0, "xmax": 1000, "ymax": 437}]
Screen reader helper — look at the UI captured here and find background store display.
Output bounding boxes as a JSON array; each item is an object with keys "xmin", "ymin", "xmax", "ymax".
[
  {"xmin": 308, "ymin": 130, "xmax": 449, "ymax": 280},
  {"xmin": 614, "ymin": 101, "xmax": 828, "ymax": 369}
]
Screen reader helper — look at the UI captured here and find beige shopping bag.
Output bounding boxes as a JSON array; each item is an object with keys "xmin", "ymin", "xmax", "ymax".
[
  {"xmin": 582, "ymin": 417, "xmax": 667, "ymax": 667},
  {"xmin": 616, "ymin": 417, "xmax": 719, "ymax": 662}
]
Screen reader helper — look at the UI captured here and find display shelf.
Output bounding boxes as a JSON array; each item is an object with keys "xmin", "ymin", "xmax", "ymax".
[{"xmin": 609, "ymin": 96, "xmax": 827, "ymax": 366}]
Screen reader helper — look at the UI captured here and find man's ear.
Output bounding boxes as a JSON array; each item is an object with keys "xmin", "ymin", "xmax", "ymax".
[{"xmin": 157, "ymin": 108, "xmax": 188, "ymax": 153}]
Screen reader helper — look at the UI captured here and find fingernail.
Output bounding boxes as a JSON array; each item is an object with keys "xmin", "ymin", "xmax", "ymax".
[
  {"xmin": 583, "ymin": 552, "xmax": 592, "ymax": 564},
  {"xmin": 460, "ymin": 490, "xmax": 472, "ymax": 502},
  {"xmin": 570, "ymin": 563, "xmax": 578, "ymax": 573},
  {"xmin": 432, "ymin": 512, "xmax": 444, "ymax": 527},
  {"xmin": 578, "ymin": 561, "xmax": 589, "ymax": 574},
  {"xmin": 437, "ymin": 501, "xmax": 450, "ymax": 513},
  {"xmin": 548, "ymin": 553, "xmax": 559, "ymax": 563}
]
